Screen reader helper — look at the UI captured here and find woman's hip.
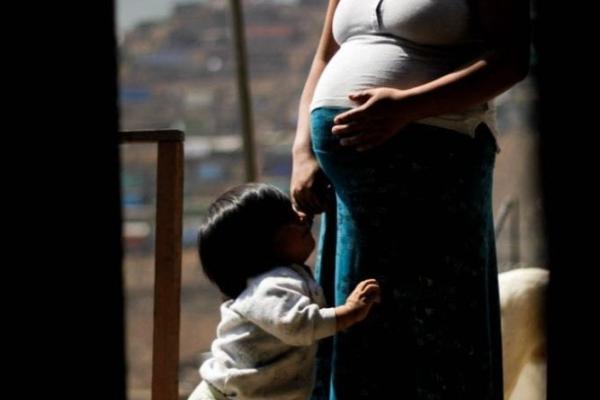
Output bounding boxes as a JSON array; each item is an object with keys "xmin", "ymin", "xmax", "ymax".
[
  {"xmin": 310, "ymin": 106, "xmax": 497, "ymax": 169},
  {"xmin": 311, "ymin": 106, "xmax": 496, "ymax": 214}
]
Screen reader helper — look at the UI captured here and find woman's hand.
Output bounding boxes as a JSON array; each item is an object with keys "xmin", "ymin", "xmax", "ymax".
[
  {"xmin": 332, "ymin": 87, "xmax": 418, "ymax": 152},
  {"xmin": 290, "ymin": 150, "xmax": 334, "ymax": 217}
]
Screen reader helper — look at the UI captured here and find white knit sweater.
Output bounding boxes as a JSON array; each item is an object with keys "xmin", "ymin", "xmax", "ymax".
[{"xmin": 198, "ymin": 264, "xmax": 337, "ymax": 400}]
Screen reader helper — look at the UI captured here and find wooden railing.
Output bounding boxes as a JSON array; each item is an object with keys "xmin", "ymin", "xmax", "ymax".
[
  {"xmin": 120, "ymin": 129, "xmax": 184, "ymax": 400},
  {"xmin": 494, "ymin": 197, "xmax": 521, "ymax": 268}
]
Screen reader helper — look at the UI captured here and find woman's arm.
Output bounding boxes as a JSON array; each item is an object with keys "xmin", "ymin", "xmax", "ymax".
[
  {"xmin": 291, "ymin": 0, "xmax": 340, "ymax": 215},
  {"xmin": 332, "ymin": 0, "xmax": 531, "ymax": 151}
]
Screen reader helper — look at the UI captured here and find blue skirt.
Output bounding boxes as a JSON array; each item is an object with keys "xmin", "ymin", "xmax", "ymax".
[{"xmin": 310, "ymin": 106, "xmax": 503, "ymax": 399}]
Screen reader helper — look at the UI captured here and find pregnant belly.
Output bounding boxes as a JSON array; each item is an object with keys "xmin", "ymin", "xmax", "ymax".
[{"xmin": 311, "ymin": 35, "xmax": 469, "ymax": 110}]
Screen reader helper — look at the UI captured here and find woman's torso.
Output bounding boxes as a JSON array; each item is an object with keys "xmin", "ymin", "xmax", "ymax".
[{"xmin": 310, "ymin": 0, "xmax": 497, "ymax": 139}]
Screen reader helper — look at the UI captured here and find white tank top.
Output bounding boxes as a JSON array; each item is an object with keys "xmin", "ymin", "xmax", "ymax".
[{"xmin": 310, "ymin": 0, "xmax": 498, "ymax": 139}]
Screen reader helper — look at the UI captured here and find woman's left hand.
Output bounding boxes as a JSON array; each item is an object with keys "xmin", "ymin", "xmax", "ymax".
[{"xmin": 332, "ymin": 87, "xmax": 417, "ymax": 152}]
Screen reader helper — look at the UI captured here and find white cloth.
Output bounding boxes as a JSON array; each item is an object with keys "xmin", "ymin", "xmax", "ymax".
[
  {"xmin": 310, "ymin": 0, "xmax": 498, "ymax": 139},
  {"xmin": 187, "ymin": 381, "xmax": 228, "ymax": 400},
  {"xmin": 193, "ymin": 264, "xmax": 337, "ymax": 400}
]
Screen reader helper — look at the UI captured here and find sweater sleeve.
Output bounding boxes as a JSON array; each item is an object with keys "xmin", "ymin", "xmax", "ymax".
[{"xmin": 232, "ymin": 269, "xmax": 337, "ymax": 346}]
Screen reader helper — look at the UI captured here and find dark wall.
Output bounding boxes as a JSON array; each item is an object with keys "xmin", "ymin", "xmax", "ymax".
[
  {"xmin": 20, "ymin": 2, "xmax": 126, "ymax": 399},
  {"xmin": 535, "ymin": 1, "xmax": 598, "ymax": 398}
]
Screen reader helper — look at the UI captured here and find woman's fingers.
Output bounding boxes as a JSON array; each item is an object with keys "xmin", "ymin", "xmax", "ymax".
[
  {"xmin": 294, "ymin": 191, "xmax": 322, "ymax": 215},
  {"xmin": 348, "ymin": 91, "xmax": 372, "ymax": 104},
  {"xmin": 356, "ymin": 134, "xmax": 391, "ymax": 152},
  {"xmin": 334, "ymin": 103, "xmax": 370, "ymax": 125},
  {"xmin": 331, "ymin": 120, "xmax": 370, "ymax": 136},
  {"xmin": 293, "ymin": 178, "xmax": 333, "ymax": 215},
  {"xmin": 292, "ymin": 189, "xmax": 312, "ymax": 213},
  {"xmin": 339, "ymin": 131, "xmax": 384, "ymax": 147},
  {"xmin": 340, "ymin": 127, "xmax": 402, "ymax": 151}
]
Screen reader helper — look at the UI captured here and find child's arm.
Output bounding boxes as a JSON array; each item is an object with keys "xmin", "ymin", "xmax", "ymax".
[
  {"xmin": 334, "ymin": 279, "xmax": 381, "ymax": 332},
  {"xmin": 233, "ymin": 270, "xmax": 339, "ymax": 346},
  {"xmin": 234, "ymin": 271, "xmax": 381, "ymax": 346}
]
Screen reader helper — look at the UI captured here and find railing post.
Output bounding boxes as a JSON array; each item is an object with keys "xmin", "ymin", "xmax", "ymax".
[
  {"xmin": 494, "ymin": 197, "xmax": 521, "ymax": 269},
  {"xmin": 230, "ymin": 0, "xmax": 258, "ymax": 182},
  {"xmin": 152, "ymin": 140, "xmax": 184, "ymax": 400},
  {"xmin": 494, "ymin": 199, "xmax": 513, "ymax": 238},
  {"xmin": 120, "ymin": 130, "xmax": 184, "ymax": 400},
  {"xmin": 511, "ymin": 199, "xmax": 520, "ymax": 266}
]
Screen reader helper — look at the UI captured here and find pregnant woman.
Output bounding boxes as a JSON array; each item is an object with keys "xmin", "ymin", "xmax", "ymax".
[{"xmin": 290, "ymin": 0, "xmax": 530, "ymax": 399}]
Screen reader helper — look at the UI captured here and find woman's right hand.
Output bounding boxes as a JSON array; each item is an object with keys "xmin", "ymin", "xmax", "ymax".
[
  {"xmin": 290, "ymin": 150, "xmax": 333, "ymax": 217},
  {"xmin": 290, "ymin": 0, "xmax": 340, "ymax": 216}
]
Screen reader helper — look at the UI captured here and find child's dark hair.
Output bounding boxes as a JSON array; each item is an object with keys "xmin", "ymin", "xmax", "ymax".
[{"xmin": 198, "ymin": 183, "xmax": 298, "ymax": 299}]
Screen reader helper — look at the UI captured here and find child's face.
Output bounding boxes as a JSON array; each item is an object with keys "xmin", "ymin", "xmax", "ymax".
[{"xmin": 271, "ymin": 212, "xmax": 315, "ymax": 265}]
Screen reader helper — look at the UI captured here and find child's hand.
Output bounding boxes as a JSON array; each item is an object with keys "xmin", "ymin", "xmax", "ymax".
[
  {"xmin": 335, "ymin": 279, "xmax": 381, "ymax": 331},
  {"xmin": 346, "ymin": 279, "xmax": 381, "ymax": 322}
]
